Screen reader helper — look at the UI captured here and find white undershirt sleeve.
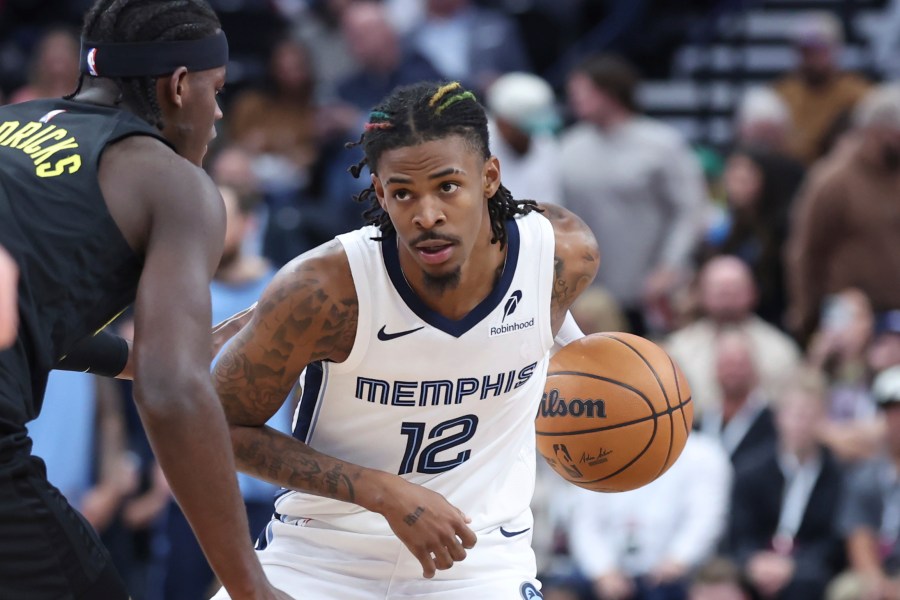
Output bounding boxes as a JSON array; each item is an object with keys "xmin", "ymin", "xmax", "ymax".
[{"xmin": 552, "ymin": 311, "xmax": 585, "ymax": 356}]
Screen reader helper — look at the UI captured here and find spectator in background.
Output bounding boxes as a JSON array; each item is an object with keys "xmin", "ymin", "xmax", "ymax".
[
  {"xmin": 808, "ymin": 289, "xmax": 885, "ymax": 464},
  {"xmin": 162, "ymin": 185, "xmax": 288, "ymax": 600},
  {"xmin": 773, "ymin": 11, "xmax": 870, "ymax": 165},
  {"xmin": 724, "ymin": 368, "xmax": 845, "ymax": 600},
  {"xmin": 702, "ymin": 146, "xmax": 804, "ymax": 328},
  {"xmin": 688, "ymin": 558, "xmax": 751, "ymax": 600},
  {"xmin": 697, "ymin": 330, "xmax": 778, "ymax": 474},
  {"xmin": 336, "ymin": 1, "xmax": 441, "ymax": 113},
  {"xmin": 227, "ymin": 37, "xmax": 319, "ymax": 195},
  {"xmin": 786, "ymin": 84, "xmax": 900, "ymax": 342},
  {"xmin": 485, "ymin": 72, "xmax": 563, "ymax": 206},
  {"xmin": 531, "ymin": 458, "xmax": 591, "ymax": 600},
  {"xmin": 561, "ymin": 54, "xmax": 705, "ymax": 336},
  {"xmin": 8, "ymin": 27, "xmax": 80, "ymax": 104},
  {"xmin": 868, "ymin": 310, "xmax": 900, "ymax": 376},
  {"xmin": 829, "ymin": 366, "xmax": 900, "ymax": 600},
  {"xmin": 569, "ymin": 285, "xmax": 629, "ymax": 335},
  {"xmin": 734, "ymin": 87, "xmax": 793, "ymax": 155},
  {"xmin": 406, "ymin": 0, "xmax": 530, "ymax": 93},
  {"xmin": 568, "ymin": 432, "xmax": 732, "ymax": 600},
  {"xmin": 666, "ymin": 257, "xmax": 800, "ymax": 417},
  {"xmin": 289, "ymin": 0, "xmax": 357, "ymax": 101}
]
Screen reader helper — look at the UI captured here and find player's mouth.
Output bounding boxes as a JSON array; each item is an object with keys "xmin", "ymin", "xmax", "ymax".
[{"xmin": 415, "ymin": 241, "xmax": 454, "ymax": 265}]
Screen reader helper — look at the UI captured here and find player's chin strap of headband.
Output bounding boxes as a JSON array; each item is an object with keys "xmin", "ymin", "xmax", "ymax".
[{"xmin": 79, "ymin": 30, "xmax": 228, "ymax": 78}]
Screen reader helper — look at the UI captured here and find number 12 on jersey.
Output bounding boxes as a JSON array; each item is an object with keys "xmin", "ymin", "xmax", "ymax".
[{"xmin": 398, "ymin": 414, "xmax": 479, "ymax": 475}]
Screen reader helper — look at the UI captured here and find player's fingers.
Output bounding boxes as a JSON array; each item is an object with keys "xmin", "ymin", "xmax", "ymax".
[
  {"xmin": 416, "ymin": 549, "xmax": 436, "ymax": 579},
  {"xmin": 447, "ymin": 537, "xmax": 467, "ymax": 562},
  {"xmin": 456, "ymin": 524, "xmax": 477, "ymax": 549},
  {"xmin": 432, "ymin": 546, "xmax": 454, "ymax": 571}
]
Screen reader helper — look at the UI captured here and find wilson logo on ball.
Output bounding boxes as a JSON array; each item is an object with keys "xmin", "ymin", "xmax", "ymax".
[{"xmin": 540, "ymin": 389, "xmax": 607, "ymax": 419}]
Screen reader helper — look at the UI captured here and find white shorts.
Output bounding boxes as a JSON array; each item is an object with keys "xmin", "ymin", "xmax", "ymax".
[{"xmin": 210, "ymin": 513, "xmax": 542, "ymax": 599}]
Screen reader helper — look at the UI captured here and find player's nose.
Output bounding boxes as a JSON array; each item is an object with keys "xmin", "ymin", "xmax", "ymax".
[{"xmin": 413, "ymin": 195, "xmax": 446, "ymax": 229}]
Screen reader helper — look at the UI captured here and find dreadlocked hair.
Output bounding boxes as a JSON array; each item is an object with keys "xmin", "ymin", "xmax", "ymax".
[
  {"xmin": 69, "ymin": 0, "xmax": 221, "ymax": 130},
  {"xmin": 347, "ymin": 81, "xmax": 540, "ymax": 248}
]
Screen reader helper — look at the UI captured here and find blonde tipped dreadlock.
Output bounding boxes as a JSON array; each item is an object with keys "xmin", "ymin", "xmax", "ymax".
[{"xmin": 428, "ymin": 82, "xmax": 462, "ymax": 107}]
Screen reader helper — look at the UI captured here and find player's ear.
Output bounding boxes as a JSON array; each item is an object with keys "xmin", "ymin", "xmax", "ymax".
[
  {"xmin": 157, "ymin": 66, "xmax": 189, "ymax": 109},
  {"xmin": 371, "ymin": 173, "xmax": 387, "ymax": 211},
  {"xmin": 483, "ymin": 156, "xmax": 501, "ymax": 199}
]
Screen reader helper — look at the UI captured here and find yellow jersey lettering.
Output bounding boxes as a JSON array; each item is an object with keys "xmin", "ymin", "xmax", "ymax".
[
  {"xmin": 23, "ymin": 129, "xmax": 67, "ymax": 156},
  {"xmin": 0, "ymin": 120, "xmax": 82, "ymax": 177},
  {"xmin": 1, "ymin": 122, "xmax": 43, "ymax": 148},
  {"xmin": 36, "ymin": 154, "xmax": 82, "ymax": 178},
  {"xmin": 31, "ymin": 138, "xmax": 79, "ymax": 165},
  {"xmin": 0, "ymin": 121, "xmax": 21, "ymax": 144},
  {"xmin": 17, "ymin": 124, "xmax": 57, "ymax": 151}
]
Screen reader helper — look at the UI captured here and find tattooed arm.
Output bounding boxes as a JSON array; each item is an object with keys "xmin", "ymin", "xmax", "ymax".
[
  {"xmin": 539, "ymin": 203, "xmax": 600, "ymax": 335},
  {"xmin": 214, "ymin": 240, "xmax": 476, "ymax": 578}
]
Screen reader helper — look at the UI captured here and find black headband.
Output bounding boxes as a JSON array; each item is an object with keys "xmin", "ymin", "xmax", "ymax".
[{"xmin": 80, "ymin": 30, "xmax": 228, "ymax": 78}]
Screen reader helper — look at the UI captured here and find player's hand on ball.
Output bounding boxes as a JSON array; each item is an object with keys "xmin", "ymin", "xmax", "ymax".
[{"xmin": 378, "ymin": 477, "xmax": 477, "ymax": 578}]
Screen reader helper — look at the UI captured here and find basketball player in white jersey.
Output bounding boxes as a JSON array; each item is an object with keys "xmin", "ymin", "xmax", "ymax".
[{"xmin": 211, "ymin": 81, "xmax": 599, "ymax": 599}]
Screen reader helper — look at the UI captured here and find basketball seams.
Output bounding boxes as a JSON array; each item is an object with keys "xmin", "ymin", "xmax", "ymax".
[
  {"xmin": 598, "ymin": 334, "xmax": 675, "ymax": 480},
  {"xmin": 535, "ymin": 400, "xmax": 687, "ymax": 436},
  {"xmin": 669, "ymin": 355, "xmax": 691, "ymax": 437}
]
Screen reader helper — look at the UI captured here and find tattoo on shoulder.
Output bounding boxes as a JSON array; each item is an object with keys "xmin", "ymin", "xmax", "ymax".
[{"xmin": 551, "ymin": 249, "xmax": 598, "ymax": 319}]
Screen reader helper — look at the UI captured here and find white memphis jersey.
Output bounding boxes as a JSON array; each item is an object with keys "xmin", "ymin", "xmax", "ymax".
[{"xmin": 275, "ymin": 212, "xmax": 556, "ymax": 535}]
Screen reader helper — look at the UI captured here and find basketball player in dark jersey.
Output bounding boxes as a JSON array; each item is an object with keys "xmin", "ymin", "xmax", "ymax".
[{"xmin": 0, "ymin": 1, "xmax": 288, "ymax": 599}]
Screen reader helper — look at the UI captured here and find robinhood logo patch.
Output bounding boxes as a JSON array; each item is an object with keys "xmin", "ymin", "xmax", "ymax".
[{"xmin": 491, "ymin": 290, "xmax": 534, "ymax": 336}]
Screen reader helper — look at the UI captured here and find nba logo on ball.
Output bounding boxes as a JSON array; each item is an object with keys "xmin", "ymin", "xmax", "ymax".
[
  {"xmin": 536, "ymin": 333, "xmax": 693, "ymax": 493},
  {"xmin": 520, "ymin": 583, "xmax": 543, "ymax": 599}
]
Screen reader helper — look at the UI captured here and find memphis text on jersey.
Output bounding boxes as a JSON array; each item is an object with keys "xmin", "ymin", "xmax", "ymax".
[
  {"xmin": 355, "ymin": 362, "xmax": 538, "ymax": 407},
  {"xmin": 0, "ymin": 120, "xmax": 81, "ymax": 178}
]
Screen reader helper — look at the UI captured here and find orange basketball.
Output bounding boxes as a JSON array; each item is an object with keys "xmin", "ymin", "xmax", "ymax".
[{"xmin": 536, "ymin": 332, "xmax": 693, "ymax": 492}]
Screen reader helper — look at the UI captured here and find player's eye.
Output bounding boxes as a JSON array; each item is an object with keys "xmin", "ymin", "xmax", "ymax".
[
  {"xmin": 439, "ymin": 182, "xmax": 459, "ymax": 194},
  {"xmin": 392, "ymin": 189, "xmax": 411, "ymax": 201}
]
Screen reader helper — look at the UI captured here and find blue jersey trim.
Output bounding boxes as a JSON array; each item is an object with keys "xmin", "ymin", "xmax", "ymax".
[
  {"xmin": 293, "ymin": 361, "xmax": 324, "ymax": 442},
  {"xmin": 380, "ymin": 218, "xmax": 521, "ymax": 338}
]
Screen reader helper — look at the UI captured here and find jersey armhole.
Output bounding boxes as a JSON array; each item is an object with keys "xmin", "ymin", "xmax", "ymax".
[
  {"xmin": 536, "ymin": 213, "xmax": 556, "ymax": 353},
  {"xmin": 329, "ymin": 230, "xmax": 374, "ymax": 373}
]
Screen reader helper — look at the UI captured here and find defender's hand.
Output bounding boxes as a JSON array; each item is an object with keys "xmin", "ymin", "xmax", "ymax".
[{"xmin": 212, "ymin": 303, "xmax": 256, "ymax": 358}]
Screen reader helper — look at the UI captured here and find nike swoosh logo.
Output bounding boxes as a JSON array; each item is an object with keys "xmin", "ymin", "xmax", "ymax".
[
  {"xmin": 377, "ymin": 325, "xmax": 424, "ymax": 341},
  {"xmin": 499, "ymin": 527, "xmax": 531, "ymax": 538}
]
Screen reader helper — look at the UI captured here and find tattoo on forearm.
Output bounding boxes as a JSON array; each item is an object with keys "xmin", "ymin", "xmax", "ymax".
[
  {"xmin": 232, "ymin": 427, "xmax": 356, "ymax": 503},
  {"xmin": 324, "ymin": 464, "xmax": 353, "ymax": 496},
  {"xmin": 404, "ymin": 506, "xmax": 425, "ymax": 526}
]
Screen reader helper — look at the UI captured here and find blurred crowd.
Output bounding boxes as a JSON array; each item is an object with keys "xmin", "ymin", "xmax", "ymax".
[{"xmin": 3, "ymin": 0, "xmax": 900, "ymax": 599}]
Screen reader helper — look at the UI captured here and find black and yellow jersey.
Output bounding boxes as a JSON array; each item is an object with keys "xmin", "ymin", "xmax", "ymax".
[{"xmin": 0, "ymin": 98, "xmax": 170, "ymax": 455}]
